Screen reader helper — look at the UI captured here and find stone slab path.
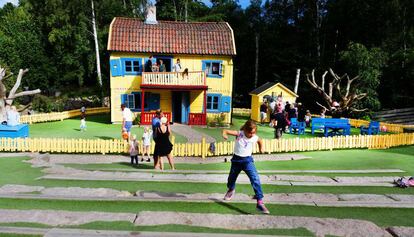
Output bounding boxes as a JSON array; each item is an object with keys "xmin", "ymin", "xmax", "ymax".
[
  {"xmin": 76, "ymin": 168, "xmax": 406, "ymax": 174},
  {"xmin": 0, "ymin": 209, "xmax": 134, "ymax": 226},
  {"xmin": 134, "ymin": 211, "xmax": 392, "ymax": 237},
  {"xmin": 0, "ymin": 209, "xmax": 393, "ymax": 237},
  {"xmin": 170, "ymin": 123, "xmax": 216, "ymax": 143},
  {"xmin": 2, "ymin": 185, "xmax": 414, "ymax": 208},
  {"xmin": 0, "ymin": 226, "xmax": 291, "ymax": 237},
  {"xmin": 387, "ymin": 226, "xmax": 414, "ymax": 237},
  {"xmin": 40, "ymin": 165, "xmax": 398, "ymax": 187}
]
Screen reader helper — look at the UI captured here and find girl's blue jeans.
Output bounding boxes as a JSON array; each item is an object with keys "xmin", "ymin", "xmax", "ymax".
[{"xmin": 227, "ymin": 155, "xmax": 264, "ymax": 200}]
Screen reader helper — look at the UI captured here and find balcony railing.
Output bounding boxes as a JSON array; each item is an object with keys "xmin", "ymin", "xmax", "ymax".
[
  {"xmin": 188, "ymin": 113, "xmax": 207, "ymax": 125},
  {"xmin": 140, "ymin": 112, "xmax": 172, "ymax": 125},
  {"xmin": 141, "ymin": 71, "xmax": 206, "ymax": 87}
]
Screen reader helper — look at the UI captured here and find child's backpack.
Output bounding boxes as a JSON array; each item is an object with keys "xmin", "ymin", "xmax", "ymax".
[
  {"xmin": 394, "ymin": 177, "xmax": 414, "ymax": 188},
  {"xmin": 209, "ymin": 142, "xmax": 216, "ymax": 154}
]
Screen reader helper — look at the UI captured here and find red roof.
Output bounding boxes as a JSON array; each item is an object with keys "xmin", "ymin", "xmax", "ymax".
[{"xmin": 108, "ymin": 17, "xmax": 236, "ymax": 56}]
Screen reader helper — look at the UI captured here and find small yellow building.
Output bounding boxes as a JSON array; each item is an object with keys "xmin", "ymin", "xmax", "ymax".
[
  {"xmin": 107, "ymin": 14, "xmax": 236, "ymax": 125},
  {"xmin": 249, "ymin": 82, "xmax": 298, "ymax": 122}
]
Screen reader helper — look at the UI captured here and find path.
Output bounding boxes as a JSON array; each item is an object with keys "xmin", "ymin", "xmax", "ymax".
[{"xmin": 170, "ymin": 123, "xmax": 216, "ymax": 143}]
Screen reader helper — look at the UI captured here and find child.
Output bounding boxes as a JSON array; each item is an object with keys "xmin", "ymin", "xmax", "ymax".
[
  {"xmin": 141, "ymin": 127, "xmax": 152, "ymax": 162},
  {"xmin": 129, "ymin": 134, "xmax": 139, "ymax": 166},
  {"xmin": 80, "ymin": 114, "xmax": 87, "ymax": 132},
  {"xmin": 222, "ymin": 120, "xmax": 270, "ymax": 214},
  {"xmin": 305, "ymin": 110, "xmax": 312, "ymax": 127}
]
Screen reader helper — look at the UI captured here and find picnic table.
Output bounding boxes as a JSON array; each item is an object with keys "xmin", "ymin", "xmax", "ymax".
[{"xmin": 323, "ymin": 119, "xmax": 351, "ymax": 137}]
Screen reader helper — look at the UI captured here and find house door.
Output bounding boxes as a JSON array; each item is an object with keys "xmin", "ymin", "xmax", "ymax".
[
  {"xmin": 172, "ymin": 92, "xmax": 190, "ymax": 124},
  {"xmin": 155, "ymin": 56, "xmax": 173, "ymax": 72}
]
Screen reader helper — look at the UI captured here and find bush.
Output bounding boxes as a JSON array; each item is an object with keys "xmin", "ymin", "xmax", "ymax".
[
  {"xmin": 32, "ymin": 94, "xmax": 64, "ymax": 113},
  {"xmin": 208, "ymin": 113, "xmax": 227, "ymax": 127}
]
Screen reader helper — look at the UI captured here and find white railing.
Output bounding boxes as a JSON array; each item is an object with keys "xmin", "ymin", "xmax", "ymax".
[{"xmin": 142, "ymin": 71, "xmax": 206, "ymax": 87}]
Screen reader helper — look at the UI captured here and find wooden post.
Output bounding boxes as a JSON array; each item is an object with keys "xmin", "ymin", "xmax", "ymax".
[{"xmin": 201, "ymin": 137, "xmax": 206, "ymax": 159}]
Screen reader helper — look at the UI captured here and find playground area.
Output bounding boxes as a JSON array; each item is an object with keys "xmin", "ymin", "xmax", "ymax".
[{"xmin": 0, "ymin": 146, "xmax": 414, "ymax": 236}]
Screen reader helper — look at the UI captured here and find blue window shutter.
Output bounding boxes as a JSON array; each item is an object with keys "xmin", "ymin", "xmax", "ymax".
[
  {"xmin": 202, "ymin": 60, "xmax": 206, "ymax": 72},
  {"xmin": 219, "ymin": 62, "xmax": 224, "ymax": 76},
  {"xmin": 220, "ymin": 96, "xmax": 231, "ymax": 112},
  {"xmin": 110, "ymin": 59, "xmax": 122, "ymax": 77},
  {"xmin": 121, "ymin": 94, "xmax": 127, "ymax": 105},
  {"xmin": 149, "ymin": 93, "xmax": 160, "ymax": 110}
]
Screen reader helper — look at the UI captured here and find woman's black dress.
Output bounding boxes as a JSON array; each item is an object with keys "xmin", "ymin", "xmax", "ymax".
[{"xmin": 154, "ymin": 126, "xmax": 173, "ymax": 156}]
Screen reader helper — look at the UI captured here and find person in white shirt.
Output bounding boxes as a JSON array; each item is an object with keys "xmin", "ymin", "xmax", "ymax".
[
  {"xmin": 80, "ymin": 114, "xmax": 87, "ymax": 132},
  {"xmin": 7, "ymin": 106, "xmax": 20, "ymax": 126},
  {"xmin": 121, "ymin": 104, "xmax": 133, "ymax": 140},
  {"xmin": 221, "ymin": 120, "xmax": 270, "ymax": 214},
  {"xmin": 173, "ymin": 58, "xmax": 181, "ymax": 72},
  {"xmin": 141, "ymin": 127, "xmax": 152, "ymax": 162},
  {"xmin": 129, "ymin": 134, "xmax": 139, "ymax": 166}
]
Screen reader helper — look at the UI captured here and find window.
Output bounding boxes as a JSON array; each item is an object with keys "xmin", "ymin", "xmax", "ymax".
[
  {"xmin": 202, "ymin": 60, "xmax": 224, "ymax": 78},
  {"xmin": 122, "ymin": 92, "xmax": 155, "ymax": 111},
  {"xmin": 121, "ymin": 58, "xmax": 141, "ymax": 75},
  {"xmin": 207, "ymin": 94, "xmax": 221, "ymax": 112}
]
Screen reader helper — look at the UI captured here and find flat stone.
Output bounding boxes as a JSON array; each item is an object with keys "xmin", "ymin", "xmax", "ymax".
[
  {"xmin": 41, "ymin": 187, "xmax": 132, "ymax": 198},
  {"xmin": 0, "ymin": 184, "xmax": 44, "ymax": 194},
  {"xmin": 272, "ymin": 175, "xmax": 333, "ymax": 182},
  {"xmin": 335, "ymin": 176, "xmax": 399, "ymax": 184},
  {"xmin": 134, "ymin": 211, "xmax": 391, "ymax": 237},
  {"xmin": 267, "ymin": 193, "xmax": 338, "ymax": 202},
  {"xmin": 387, "ymin": 226, "xmax": 414, "ymax": 237},
  {"xmin": 386, "ymin": 195, "xmax": 414, "ymax": 202},
  {"xmin": 338, "ymin": 194, "xmax": 393, "ymax": 202},
  {"xmin": 0, "ymin": 209, "xmax": 134, "ymax": 226},
  {"xmin": 44, "ymin": 228, "xmax": 281, "ymax": 237}
]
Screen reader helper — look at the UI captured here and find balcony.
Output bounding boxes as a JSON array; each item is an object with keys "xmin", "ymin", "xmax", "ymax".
[{"xmin": 141, "ymin": 71, "xmax": 207, "ymax": 90}]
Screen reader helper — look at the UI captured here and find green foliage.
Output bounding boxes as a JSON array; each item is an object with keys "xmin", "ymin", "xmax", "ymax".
[
  {"xmin": 32, "ymin": 94, "xmax": 64, "ymax": 113},
  {"xmin": 339, "ymin": 42, "xmax": 387, "ymax": 112}
]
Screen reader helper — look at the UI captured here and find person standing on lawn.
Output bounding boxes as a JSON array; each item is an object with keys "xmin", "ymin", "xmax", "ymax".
[
  {"xmin": 141, "ymin": 127, "xmax": 152, "ymax": 162},
  {"xmin": 222, "ymin": 120, "xmax": 270, "ymax": 214},
  {"xmin": 129, "ymin": 134, "xmax": 139, "ymax": 166},
  {"xmin": 154, "ymin": 116, "xmax": 175, "ymax": 170},
  {"xmin": 151, "ymin": 110, "xmax": 163, "ymax": 168},
  {"xmin": 121, "ymin": 104, "xmax": 133, "ymax": 140}
]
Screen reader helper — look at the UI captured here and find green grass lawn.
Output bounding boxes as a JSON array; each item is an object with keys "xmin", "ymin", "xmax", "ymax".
[
  {"xmin": 28, "ymin": 113, "xmax": 187, "ymax": 143},
  {"xmin": 2, "ymin": 147, "xmax": 414, "ymax": 195},
  {"xmin": 1, "ymin": 146, "xmax": 414, "ymax": 234}
]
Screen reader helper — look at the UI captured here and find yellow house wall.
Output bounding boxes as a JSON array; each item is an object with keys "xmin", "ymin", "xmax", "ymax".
[
  {"xmin": 250, "ymin": 85, "xmax": 298, "ymax": 122},
  {"xmin": 110, "ymin": 52, "xmax": 233, "ymax": 123},
  {"xmin": 250, "ymin": 95, "xmax": 260, "ymax": 122}
]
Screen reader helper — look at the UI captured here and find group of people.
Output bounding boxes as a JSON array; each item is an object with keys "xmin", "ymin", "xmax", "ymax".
[
  {"xmin": 260, "ymin": 96, "xmax": 312, "ymax": 139},
  {"xmin": 144, "ymin": 56, "xmax": 189, "ymax": 79},
  {"xmin": 121, "ymin": 104, "xmax": 175, "ymax": 170},
  {"xmin": 1, "ymin": 105, "xmax": 20, "ymax": 127}
]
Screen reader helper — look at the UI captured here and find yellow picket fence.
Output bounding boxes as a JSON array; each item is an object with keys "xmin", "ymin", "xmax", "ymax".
[
  {"xmin": 19, "ymin": 107, "xmax": 110, "ymax": 124},
  {"xmin": 1, "ymin": 133, "xmax": 413, "ymax": 157}
]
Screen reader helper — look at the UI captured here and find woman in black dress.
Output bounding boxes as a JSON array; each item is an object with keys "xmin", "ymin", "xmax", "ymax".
[{"xmin": 154, "ymin": 116, "xmax": 175, "ymax": 170}]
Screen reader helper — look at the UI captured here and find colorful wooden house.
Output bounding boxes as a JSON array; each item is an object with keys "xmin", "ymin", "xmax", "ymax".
[
  {"xmin": 249, "ymin": 82, "xmax": 298, "ymax": 122},
  {"xmin": 107, "ymin": 15, "xmax": 236, "ymax": 125}
]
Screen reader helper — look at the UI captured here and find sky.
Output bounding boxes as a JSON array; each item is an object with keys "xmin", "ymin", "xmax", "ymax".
[
  {"xmin": 201, "ymin": 0, "xmax": 251, "ymax": 9},
  {"xmin": 0, "ymin": 0, "xmax": 251, "ymax": 9},
  {"xmin": 0, "ymin": 0, "xmax": 18, "ymax": 7}
]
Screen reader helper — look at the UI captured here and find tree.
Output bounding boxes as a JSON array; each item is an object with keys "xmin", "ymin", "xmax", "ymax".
[
  {"xmin": 306, "ymin": 42, "xmax": 386, "ymax": 116},
  {"xmin": 0, "ymin": 66, "xmax": 41, "ymax": 120}
]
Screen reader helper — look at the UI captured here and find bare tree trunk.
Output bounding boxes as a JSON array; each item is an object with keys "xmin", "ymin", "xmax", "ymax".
[
  {"xmin": 315, "ymin": 0, "xmax": 321, "ymax": 65},
  {"xmin": 294, "ymin": 69, "xmax": 300, "ymax": 94},
  {"xmin": 254, "ymin": 33, "xmax": 259, "ymax": 88},
  {"xmin": 122, "ymin": 0, "xmax": 126, "ymax": 9},
  {"xmin": 173, "ymin": 0, "xmax": 178, "ymax": 21},
  {"xmin": 185, "ymin": 0, "xmax": 188, "ymax": 22},
  {"xmin": 91, "ymin": 0, "xmax": 104, "ymax": 105}
]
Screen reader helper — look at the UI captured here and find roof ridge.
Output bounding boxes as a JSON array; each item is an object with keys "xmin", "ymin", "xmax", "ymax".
[{"xmin": 115, "ymin": 17, "xmax": 228, "ymax": 25}]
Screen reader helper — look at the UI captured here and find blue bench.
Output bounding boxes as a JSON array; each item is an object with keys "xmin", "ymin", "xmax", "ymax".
[
  {"xmin": 360, "ymin": 121, "xmax": 380, "ymax": 135},
  {"xmin": 323, "ymin": 118, "xmax": 351, "ymax": 137},
  {"xmin": 0, "ymin": 124, "xmax": 29, "ymax": 138},
  {"xmin": 311, "ymin": 118, "xmax": 326, "ymax": 134},
  {"xmin": 289, "ymin": 118, "xmax": 306, "ymax": 135}
]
